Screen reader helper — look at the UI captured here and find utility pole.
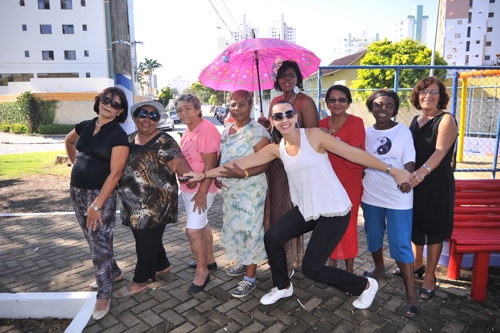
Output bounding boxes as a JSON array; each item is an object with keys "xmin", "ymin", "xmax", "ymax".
[{"xmin": 109, "ymin": 0, "xmax": 135, "ymax": 133}]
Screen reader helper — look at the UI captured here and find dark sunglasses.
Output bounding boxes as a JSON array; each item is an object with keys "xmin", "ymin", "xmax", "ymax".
[
  {"xmin": 100, "ymin": 96, "xmax": 122, "ymax": 110},
  {"xmin": 326, "ymin": 97, "xmax": 348, "ymax": 104},
  {"xmin": 271, "ymin": 110, "xmax": 296, "ymax": 121},
  {"xmin": 136, "ymin": 108, "xmax": 161, "ymax": 122}
]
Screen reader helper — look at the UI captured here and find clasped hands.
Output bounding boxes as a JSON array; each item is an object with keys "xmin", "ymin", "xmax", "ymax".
[{"xmin": 183, "ymin": 162, "xmax": 244, "ymax": 183}]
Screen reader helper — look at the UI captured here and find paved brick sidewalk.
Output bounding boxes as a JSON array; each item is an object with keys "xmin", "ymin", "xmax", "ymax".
[{"xmin": 1, "ymin": 194, "xmax": 500, "ymax": 332}]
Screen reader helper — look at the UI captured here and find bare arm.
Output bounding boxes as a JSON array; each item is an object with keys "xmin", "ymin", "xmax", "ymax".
[
  {"xmin": 86, "ymin": 145, "xmax": 129, "ymax": 230},
  {"xmin": 220, "ymin": 137, "xmax": 271, "ymax": 178},
  {"xmin": 310, "ymin": 128, "xmax": 410, "ymax": 185},
  {"xmin": 191, "ymin": 151, "xmax": 218, "ymax": 213},
  {"xmin": 167, "ymin": 155, "xmax": 192, "ymax": 175},
  {"xmin": 409, "ymin": 113, "xmax": 458, "ymax": 187},
  {"xmin": 64, "ymin": 129, "xmax": 79, "ymax": 164},
  {"xmin": 185, "ymin": 143, "xmax": 279, "ymax": 182},
  {"xmin": 297, "ymin": 94, "xmax": 319, "ymax": 128}
]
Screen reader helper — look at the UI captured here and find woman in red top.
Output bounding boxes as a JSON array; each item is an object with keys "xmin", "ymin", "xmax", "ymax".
[{"xmin": 319, "ymin": 85, "xmax": 365, "ymax": 274}]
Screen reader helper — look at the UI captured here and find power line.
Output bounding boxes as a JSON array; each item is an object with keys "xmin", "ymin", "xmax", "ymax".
[
  {"xmin": 219, "ymin": 0, "xmax": 242, "ymax": 34},
  {"xmin": 207, "ymin": 0, "xmax": 234, "ymax": 36}
]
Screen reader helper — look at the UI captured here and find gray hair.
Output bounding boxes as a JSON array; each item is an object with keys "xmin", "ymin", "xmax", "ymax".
[{"xmin": 175, "ymin": 93, "xmax": 202, "ymax": 110}]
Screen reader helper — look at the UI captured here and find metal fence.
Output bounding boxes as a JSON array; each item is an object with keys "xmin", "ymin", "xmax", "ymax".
[{"xmin": 306, "ymin": 65, "xmax": 500, "ymax": 178}]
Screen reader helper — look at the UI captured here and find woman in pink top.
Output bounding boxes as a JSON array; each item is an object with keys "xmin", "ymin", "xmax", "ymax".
[{"xmin": 175, "ymin": 94, "xmax": 221, "ymax": 293}]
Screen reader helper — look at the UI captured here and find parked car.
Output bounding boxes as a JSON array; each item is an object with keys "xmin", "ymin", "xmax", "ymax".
[
  {"xmin": 158, "ymin": 111, "xmax": 174, "ymax": 131},
  {"xmin": 223, "ymin": 112, "xmax": 234, "ymax": 128},
  {"xmin": 215, "ymin": 107, "xmax": 228, "ymax": 123},
  {"xmin": 169, "ymin": 110, "xmax": 180, "ymax": 123}
]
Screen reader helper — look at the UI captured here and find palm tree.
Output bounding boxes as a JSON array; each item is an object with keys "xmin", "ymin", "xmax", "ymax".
[{"xmin": 138, "ymin": 58, "xmax": 162, "ymax": 96}]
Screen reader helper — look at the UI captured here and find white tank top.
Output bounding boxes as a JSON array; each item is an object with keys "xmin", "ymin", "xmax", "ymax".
[{"xmin": 279, "ymin": 128, "xmax": 351, "ymax": 221}]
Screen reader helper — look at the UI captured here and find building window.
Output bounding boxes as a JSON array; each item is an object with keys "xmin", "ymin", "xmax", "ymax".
[
  {"xmin": 486, "ymin": 41, "xmax": 492, "ymax": 46},
  {"xmin": 84, "ymin": 50, "xmax": 89, "ymax": 57},
  {"xmin": 485, "ymin": 55, "xmax": 491, "ymax": 60},
  {"xmin": 42, "ymin": 50, "xmax": 54, "ymax": 60},
  {"xmin": 465, "ymin": 55, "xmax": 469, "ymax": 65},
  {"xmin": 452, "ymin": 48, "xmax": 457, "ymax": 53},
  {"xmin": 467, "ymin": 27, "xmax": 471, "ymax": 37},
  {"xmin": 454, "ymin": 33, "xmax": 461, "ymax": 38},
  {"xmin": 469, "ymin": 0, "xmax": 473, "ymax": 7},
  {"xmin": 20, "ymin": 0, "xmax": 25, "ymax": 6},
  {"xmin": 466, "ymin": 41, "xmax": 470, "ymax": 51},
  {"xmin": 22, "ymin": 24, "xmax": 27, "ymax": 31},
  {"xmin": 61, "ymin": 0, "xmax": 73, "ymax": 9},
  {"xmin": 64, "ymin": 50, "xmax": 77, "ymax": 60},
  {"xmin": 468, "ymin": 12, "xmax": 472, "ymax": 23},
  {"xmin": 458, "ymin": 20, "xmax": 463, "ymax": 24},
  {"xmin": 490, "ymin": 0, "xmax": 495, "ymax": 3},
  {"xmin": 62, "ymin": 25, "xmax": 74, "ymax": 34},
  {"xmin": 25, "ymin": 51, "xmax": 30, "ymax": 57},
  {"xmin": 40, "ymin": 24, "xmax": 52, "ymax": 34},
  {"xmin": 488, "ymin": 12, "xmax": 494, "ymax": 18},
  {"xmin": 476, "ymin": 40, "xmax": 480, "ymax": 44},
  {"xmin": 37, "ymin": 73, "xmax": 79, "ymax": 78},
  {"xmin": 447, "ymin": 54, "xmax": 452, "ymax": 59},
  {"xmin": 82, "ymin": 24, "xmax": 87, "ymax": 31},
  {"xmin": 487, "ymin": 27, "xmax": 493, "ymax": 32},
  {"xmin": 86, "ymin": 72, "xmax": 91, "ymax": 78},
  {"xmin": 81, "ymin": 0, "xmax": 86, "ymax": 6},
  {"xmin": 38, "ymin": 0, "xmax": 50, "ymax": 9}
]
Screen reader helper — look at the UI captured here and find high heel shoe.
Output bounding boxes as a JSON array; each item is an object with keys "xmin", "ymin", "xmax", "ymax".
[{"xmin": 392, "ymin": 265, "xmax": 425, "ymax": 279}]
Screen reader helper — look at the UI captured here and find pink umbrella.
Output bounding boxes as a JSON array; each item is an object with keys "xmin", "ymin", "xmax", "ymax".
[{"xmin": 199, "ymin": 37, "xmax": 320, "ymax": 112}]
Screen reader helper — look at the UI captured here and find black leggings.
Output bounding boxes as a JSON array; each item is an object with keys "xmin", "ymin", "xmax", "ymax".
[
  {"xmin": 264, "ymin": 206, "xmax": 368, "ymax": 296},
  {"xmin": 132, "ymin": 224, "xmax": 170, "ymax": 283}
]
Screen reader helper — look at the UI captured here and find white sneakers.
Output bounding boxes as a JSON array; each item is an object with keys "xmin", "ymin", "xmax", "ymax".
[
  {"xmin": 352, "ymin": 277, "xmax": 379, "ymax": 309},
  {"xmin": 260, "ymin": 283, "xmax": 294, "ymax": 305}
]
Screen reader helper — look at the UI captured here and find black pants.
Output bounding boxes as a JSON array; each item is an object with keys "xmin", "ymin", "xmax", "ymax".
[
  {"xmin": 264, "ymin": 206, "xmax": 368, "ymax": 296},
  {"xmin": 132, "ymin": 224, "xmax": 170, "ymax": 283}
]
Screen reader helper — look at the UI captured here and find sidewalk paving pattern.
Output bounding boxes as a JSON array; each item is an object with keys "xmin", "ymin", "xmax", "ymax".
[{"xmin": 1, "ymin": 194, "xmax": 500, "ymax": 332}]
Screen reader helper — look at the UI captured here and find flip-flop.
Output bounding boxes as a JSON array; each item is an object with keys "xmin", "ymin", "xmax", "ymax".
[
  {"xmin": 113, "ymin": 284, "xmax": 149, "ymax": 298},
  {"xmin": 403, "ymin": 304, "xmax": 420, "ymax": 318}
]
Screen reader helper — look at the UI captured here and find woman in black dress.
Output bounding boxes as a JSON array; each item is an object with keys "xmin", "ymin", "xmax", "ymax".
[{"xmin": 408, "ymin": 77, "xmax": 458, "ymax": 300}]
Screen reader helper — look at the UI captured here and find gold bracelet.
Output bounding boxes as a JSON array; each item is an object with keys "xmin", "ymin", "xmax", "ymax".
[{"xmin": 243, "ymin": 169, "xmax": 249, "ymax": 179}]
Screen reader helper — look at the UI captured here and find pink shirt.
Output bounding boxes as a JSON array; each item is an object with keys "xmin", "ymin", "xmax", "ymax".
[{"xmin": 180, "ymin": 119, "xmax": 220, "ymax": 193}]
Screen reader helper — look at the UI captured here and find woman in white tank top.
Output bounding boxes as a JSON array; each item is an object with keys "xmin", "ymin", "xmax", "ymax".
[{"xmin": 184, "ymin": 101, "xmax": 411, "ymax": 310}]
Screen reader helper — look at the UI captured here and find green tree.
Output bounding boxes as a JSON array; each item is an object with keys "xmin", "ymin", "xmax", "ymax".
[
  {"xmin": 352, "ymin": 39, "xmax": 447, "ymax": 96},
  {"xmin": 138, "ymin": 58, "xmax": 162, "ymax": 96},
  {"xmin": 157, "ymin": 87, "xmax": 173, "ymax": 107},
  {"xmin": 16, "ymin": 92, "xmax": 57, "ymax": 133},
  {"xmin": 190, "ymin": 81, "xmax": 225, "ymax": 105}
]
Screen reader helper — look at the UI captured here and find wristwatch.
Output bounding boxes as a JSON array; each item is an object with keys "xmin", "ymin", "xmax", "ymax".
[
  {"xmin": 91, "ymin": 205, "xmax": 101, "ymax": 211},
  {"xmin": 422, "ymin": 163, "xmax": 431, "ymax": 174}
]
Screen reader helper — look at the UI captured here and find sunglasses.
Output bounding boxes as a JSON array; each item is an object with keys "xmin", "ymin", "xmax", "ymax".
[
  {"xmin": 326, "ymin": 97, "xmax": 348, "ymax": 104},
  {"xmin": 136, "ymin": 108, "xmax": 161, "ymax": 122},
  {"xmin": 271, "ymin": 110, "xmax": 296, "ymax": 121},
  {"xmin": 99, "ymin": 96, "xmax": 122, "ymax": 110}
]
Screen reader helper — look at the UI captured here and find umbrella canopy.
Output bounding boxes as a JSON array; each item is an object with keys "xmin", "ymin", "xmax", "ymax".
[{"xmin": 199, "ymin": 38, "xmax": 321, "ymax": 92}]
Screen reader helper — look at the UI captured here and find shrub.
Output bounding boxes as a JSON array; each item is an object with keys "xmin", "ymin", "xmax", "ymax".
[
  {"xmin": 0, "ymin": 123, "xmax": 11, "ymax": 132},
  {"xmin": 16, "ymin": 92, "xmax": 57, "ymax": 133},
  {"xmin": 38, "ymin": 123, "xmax": 75, "ymax": 134},
  {"xmin": 10, "ymin": 123, "xmax": 29, "ymax": 134}
]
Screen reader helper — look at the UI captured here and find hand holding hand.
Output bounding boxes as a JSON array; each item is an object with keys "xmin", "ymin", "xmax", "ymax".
[
  {"xmin": 221, "ymin": 162, "xmax": 245, "ymax": 179},
  {"xmin": 398, "ymin": 182, "xmax": 412, "ymax": 193},
  {"xmin": 257, "ymin": 116, "xmax": 271, "ymax": 130},
  {"xmin": 182, "ymin": 172, "xmax": 204, "ymax": 182},
  {"xmin": 409, "ymin": 170, "xmax": 427, "ymax": 188},
  {"xmin": 391, "ymin": 168, "xmax": 412, "ymax": 187}
]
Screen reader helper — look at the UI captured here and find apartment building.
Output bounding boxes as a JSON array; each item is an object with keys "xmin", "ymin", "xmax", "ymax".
[
  {"xmin": 438, "ymin": 0, "xmax": 500, "ymax": 66},
  {"xmin": 0, "ymin": 0, "xmax": 136, "ymax": 94}
]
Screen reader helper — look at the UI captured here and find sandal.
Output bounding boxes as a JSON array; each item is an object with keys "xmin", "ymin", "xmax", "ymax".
[
  {"xmin": 419, "ymin": 280, "xmax": 436, "ymax": 300},
  {"xmin": 403, "ymin": 304, "xmax": 420, "ymax": 318},
  {"xmin": 362, "ymin": 267, "xmax": 384, "ymax": 278},
  {"xmin": 392, "ymin": 265, "xmax": 425, "ymax": 279}
]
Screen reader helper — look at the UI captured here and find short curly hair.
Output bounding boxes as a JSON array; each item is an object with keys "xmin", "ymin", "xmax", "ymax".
[
  {"xmin": 93, "ymin": 87, "xmax": 128, "ymax": 123},
  {"xmin": 410, "ymin": 77, "xmax": 449, "ymax": 110},
  {"xmin": 366, "ymin": 89, "xmax": 400, "ymax": 117},
  {"xmin": 174, "ymin": 93, "xmax": 202, "ymax": 117}
]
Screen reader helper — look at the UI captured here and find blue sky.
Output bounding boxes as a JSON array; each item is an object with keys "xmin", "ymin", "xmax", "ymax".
[{"xmin": 133, "ymin": 0, "xmax": 439, "ymax": 87}]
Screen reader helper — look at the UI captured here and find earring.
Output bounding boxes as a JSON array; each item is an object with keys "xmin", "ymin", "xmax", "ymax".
[{"xmin": 293, "ymin": 86, "xmax": 300, "ymax": 94}]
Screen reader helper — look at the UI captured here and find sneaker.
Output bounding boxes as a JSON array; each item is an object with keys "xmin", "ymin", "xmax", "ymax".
[
  {"xmin": 90, "ymin": 273, "xmax": 123, "ymax": 289},
  {"xmin": 352, "ymin": 277, "xmax": 379, "ymax": 309},
  {"xmin": 231, "ymin": 280, "xmax": 256, "ymax": 298},
  {"xmin": 227, "ymin": 264, "xmax": 247, "ymax": 277},
  {"xmin": 260, "ymin": 284, "xmax": 294, "ymax": 305}
]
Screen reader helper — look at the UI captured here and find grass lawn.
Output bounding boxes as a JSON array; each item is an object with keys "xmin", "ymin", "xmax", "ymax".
[{"xmin": 0, "ymin": 150, "xmax": 70, "ymax": 180}]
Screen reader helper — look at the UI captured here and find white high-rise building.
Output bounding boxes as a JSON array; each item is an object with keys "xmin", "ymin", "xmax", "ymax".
[
  {"xmin": 336, "ymin": 31, "xmax": 380, "ymax": 58},
  {"xmin": 393, "ymin": 5, "xmax": 429, "ymax": 44},
  {"xmin": 438, "ymin": 0, "xmax": 500, "ymax": 66},
  {"xmin": 268, "ymin": 14, "xmax": 296, "ymax": 43},
  {"xmin": 0, "ymin": 0, "xmax": 136, "ymax": 94}
]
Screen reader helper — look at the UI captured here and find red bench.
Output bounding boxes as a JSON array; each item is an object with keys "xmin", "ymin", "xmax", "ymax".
[{"xmin": 446, "ymin": 179, "xmax": 500, "ymax": 302}]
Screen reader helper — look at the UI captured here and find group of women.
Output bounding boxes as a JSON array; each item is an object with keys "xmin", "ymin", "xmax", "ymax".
[{"xmin": 65, "ymin": 62, "xmax": 457, "ymax": 320}]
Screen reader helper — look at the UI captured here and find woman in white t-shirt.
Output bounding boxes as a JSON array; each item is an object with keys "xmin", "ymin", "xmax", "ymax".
[
  {"xmin": 184, "ymin": 100, "xmax": 411, "ymax": 310},
  {"xmin": 361, "ymin": 89, "xmax": 419, "ymax": 318}
]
